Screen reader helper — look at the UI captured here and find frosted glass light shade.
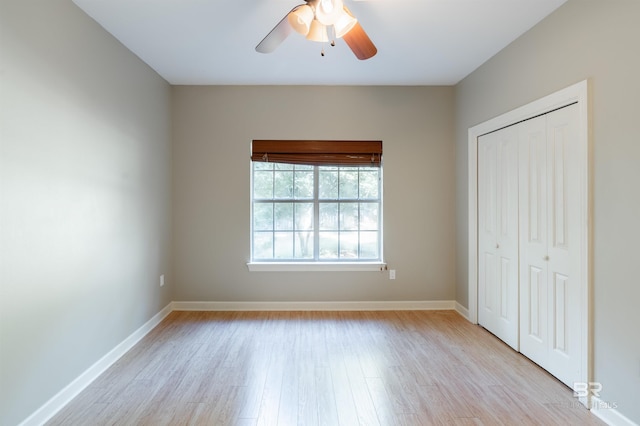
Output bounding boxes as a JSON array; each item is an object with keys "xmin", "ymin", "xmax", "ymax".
[
  {"xmin": 306, "ymin": 19, "xmax": 328, "ymax": 42},
  {"xmin": 288, "ymin": 5, "xmax": 314, "ymax": 35},
  {"xmin": 316, "ymin": 0, "xmax": 344, "ymax": 25},
  {"xmin": 334, "ymin": 11, "xmax": 357, "ymax": 38}
]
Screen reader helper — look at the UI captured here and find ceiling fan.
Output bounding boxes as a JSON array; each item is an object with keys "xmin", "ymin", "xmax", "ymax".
[{"xmin": 256, "ymin": 0, "xmax": 377, "ymax": 60}]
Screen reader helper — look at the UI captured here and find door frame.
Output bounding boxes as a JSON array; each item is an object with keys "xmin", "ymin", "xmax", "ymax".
[{"xmin": 467, "ymin": 80, "xmax": 591, "ymax": 405}]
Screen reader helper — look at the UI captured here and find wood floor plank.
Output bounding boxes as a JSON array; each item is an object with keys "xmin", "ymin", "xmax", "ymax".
[
  {"xmin": 316, "ymin": 365, "xmax": 340, "ymax": 426},
  {"xmin": 45, "ymin": 310, "xmax": 605, "ymax": 426},
  {"xmin": 255, "ymin": 342, "xmax": 286, "ymax": 426},
  {"xmin": 342, "ymin": 340, "xmax": 381, "ymax": 425},
  {"xmin": 367, "ymin": 376, "xmax": 402, "ymax": 425},
  {"xmin": 328, "ymin": 347, "xmax": 360, "ymax": 425},
  {"xmin": 381, "ymin": 366, "xmax": 421, "ymax": 415}
]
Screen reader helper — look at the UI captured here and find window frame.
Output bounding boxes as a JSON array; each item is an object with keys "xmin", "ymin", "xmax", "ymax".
[{"xmin": 247, "ymin": 161, "xmax": 385, "ymax": 272}]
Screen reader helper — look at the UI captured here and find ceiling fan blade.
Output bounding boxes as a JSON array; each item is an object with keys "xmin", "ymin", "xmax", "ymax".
[
  {"xmin": 342, "ymin": 21, "xmax": 377, "ymax": 60},
  {"xmin": 255, "ymin": 8, "xmax": 297, "ymax": 54}
]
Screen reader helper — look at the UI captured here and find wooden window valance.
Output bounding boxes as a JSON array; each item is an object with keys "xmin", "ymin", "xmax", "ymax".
[{"xmin": 251, "ymin": 140, "xmax": 383, "ymax": 167}]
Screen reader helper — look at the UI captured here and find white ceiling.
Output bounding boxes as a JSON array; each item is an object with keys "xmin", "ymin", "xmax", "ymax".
[{"xmin": 71, "ymin": 0, "xmax": 567, "ymax": 86}]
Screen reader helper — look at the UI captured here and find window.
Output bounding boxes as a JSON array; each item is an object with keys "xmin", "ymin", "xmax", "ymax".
[{"xmin": 250, "ymin": 140, "xmax": 383, "ymax": 266}]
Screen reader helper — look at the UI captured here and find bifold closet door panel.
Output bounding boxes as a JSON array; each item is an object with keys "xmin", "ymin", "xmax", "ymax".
[
  {"xmin": 518, "ymin": 114, "xmax": 549, "ymax": 369},
  {"xmin": 478, "ymin": 126, "xmax": 519, "ymax": 350},
  {"xmin": 519, "ymin": 103, "xmax": 582, "ymax": 388},
  {"xmin": 544, "ymin": 103, "xmax": 582, "ymax": 387}
]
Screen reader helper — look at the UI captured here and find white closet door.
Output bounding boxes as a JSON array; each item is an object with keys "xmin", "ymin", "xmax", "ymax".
[
  {"xmin": 519, "ymin": 104, "xmax": 581, "ymax": 387},
  {"xmin": 545, "ymin": 104, "xmax": 582, "ymax": 386},
  {"xmin": 478, "ymin": 126, "xmax": 519, "ymax": 350},
  {"xmin": 518, "ymin": 114, "xmax": 548, "ymax": 367}
]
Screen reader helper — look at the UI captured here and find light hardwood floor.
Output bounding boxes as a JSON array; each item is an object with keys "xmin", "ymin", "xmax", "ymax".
[{"xmin": 47, "ymin": 310, "xmax": 604, "ymax": 425}]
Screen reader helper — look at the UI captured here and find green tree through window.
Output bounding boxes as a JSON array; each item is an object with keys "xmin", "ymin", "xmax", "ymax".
[{"xmin": 252, "ymin": 162, "xmax": 382, "ymax": 261}]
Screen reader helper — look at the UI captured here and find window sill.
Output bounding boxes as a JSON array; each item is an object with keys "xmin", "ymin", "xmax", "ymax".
[{"xmin": 246, "ymin": 262, "xmax": 386, "ymax": 272}]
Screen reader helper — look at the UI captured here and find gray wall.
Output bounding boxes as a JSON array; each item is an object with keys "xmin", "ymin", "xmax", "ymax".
[
  {"xmin": 0, "ymin": 1, "xmax": 173, "ymax": 425},
  {"xmin": 455, "ymin": 0, "xmax": 640, "ymax": 422},
  {"xmin": 172, "ymin": 86, "xmax": 456, "ymax": 302}
]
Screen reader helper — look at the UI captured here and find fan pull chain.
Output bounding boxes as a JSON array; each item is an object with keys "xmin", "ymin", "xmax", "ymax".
[{"xmin": 321, "ymin": 26, "xmax": 336, "ymax": 57}]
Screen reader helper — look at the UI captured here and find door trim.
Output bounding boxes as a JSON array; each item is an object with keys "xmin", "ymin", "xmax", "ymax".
[{"xmin": 467, "ymin": 80, "xmax": 591, "ymax": 405}]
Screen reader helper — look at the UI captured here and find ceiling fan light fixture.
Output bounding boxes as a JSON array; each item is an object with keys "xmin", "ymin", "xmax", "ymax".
[
  {"xmin": 333, "ymin": 11, "xmax": 357, "ymax": 38},
  {"xmin": 306, "ymin": 19, "xmax": 329, "ymax": 42},
  {"xmin": 315, "ymin": 0, "xmax": 344, "ymax": 25},
  {"xmin": 256, "ymin": 0, "xmax": 377, "ymax": 60},
  {"xmin": 287, "ymin": 5, "xmax": 314, "ymax": 35}
]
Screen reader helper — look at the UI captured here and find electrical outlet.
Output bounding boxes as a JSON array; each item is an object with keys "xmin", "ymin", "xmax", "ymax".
[
  {"xmin": 389, "ymin": 269, "xmax": 396, "ymax": 280},
  {"xmin": 160, "ymin": 274, "xmax": 165, "ymax": 287}
]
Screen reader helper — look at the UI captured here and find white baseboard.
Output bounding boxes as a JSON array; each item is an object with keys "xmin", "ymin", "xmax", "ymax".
[
  {"xmin": 591, "ymin": 397, "xmax": 639, "ymax": 426},
  {"xmin": 455, "ymin": 302, "xmax": 470, "ymax": 321},
  {"xmin": 172, "ymin": 300, "xmax": 457, "ymax": 311},
  {"xmin": 18, "ymin": 303, "xmax": 173, "ymax": 426}
]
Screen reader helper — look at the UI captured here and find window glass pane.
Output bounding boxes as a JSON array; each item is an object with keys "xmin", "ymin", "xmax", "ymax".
[
  {"xmin": 274, "ymin": 171, "xmax": 293, "ymax": 199},
  {"xmin": 359, "ymin": 231, "xmax": 379, "ymax": 258},
  {"xmin": 360, "ymin": 203, "xmax": 379, "ymax": 231},
  {"xmin": 253, "ymin": 232, "xmax": 273, "ymax": 259},
  {"xmin": 274, "ymin": 203, "xmax": 293, "ymax": 230},
  {"xmin": 294, "ymin": 171, "xmax": 313, "ymax": 199},
  {"xmin": 294, "ymin": 232, "xmax": 314, "ymax": 259},
  {"xmin": 339, "ymin": 169, "xmax": 358, "ymax": 199},
  {"xmin": 253, "ymin": 203, "xmax": 273, "ymax": 230},
  {"xmin": 252, "ymin": 161, "xmax": 382, "ymax": 262},
  {"xmin": 253, "ymin": 171, "xmax": 273, "ymax": 199},
  {"xmin": 295, "ymin": 203, "xmax": 314, "ymax": 231},
  {"xmin": 319, "ymin": 203, "xmax": 338, "ymax": 230},
  {"xmin": 339, "ymin": 232, "xmax": 358, "ymax": 258},
  {"xmin": 319, "ymin": 232, "xmax": 339, "ymax": 259},
  {"xmin": 254, "ymin": 162, "xmax": 273, "ymax": 171},
  {"xmin": 340, "ymin": 203, "xmax": 359, "ymax": 231},
  {"xmin": 274, "ymin": 232, "xmax": 293, "ymax": 258},
  {"xmin": 359, "ymin": 171, "xmax": 379, "ymax": 199},
  {"xmin": 275, "ymin": 163, "xmax": 294, "ymax": 170},
  {"xmin": 319, "ymin": 170, "xmax": 338, "ymax": 199}
]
